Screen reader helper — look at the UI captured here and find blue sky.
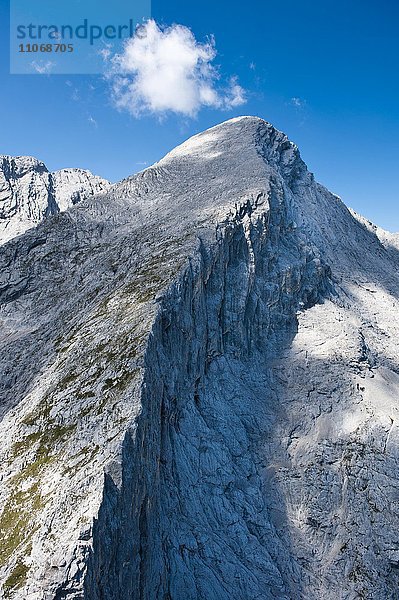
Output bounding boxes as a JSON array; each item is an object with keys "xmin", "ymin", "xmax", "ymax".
[{"xmin": 1, "ymin": 0, "xmax": 398, "ymax": 230}]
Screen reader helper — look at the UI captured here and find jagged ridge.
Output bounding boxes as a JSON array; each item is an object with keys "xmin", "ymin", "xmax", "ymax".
[{"xmin": 0, "ymin": 155, "xmax": 110, "ymax": 245}]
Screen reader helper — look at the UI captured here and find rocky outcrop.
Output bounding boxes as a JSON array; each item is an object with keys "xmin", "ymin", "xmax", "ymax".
[
  {"xmin": 0, "ymin": 117, "xmax": 398, "ymax": 599},
  {"xmin": 0, "ymin": 156, "xmax": 110, "ymax": 245}
]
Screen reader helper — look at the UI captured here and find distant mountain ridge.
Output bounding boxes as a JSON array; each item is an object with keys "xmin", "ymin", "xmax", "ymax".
[{"xmin": 0, "ymin": 155, "xmax": 110, "ymax": 245}]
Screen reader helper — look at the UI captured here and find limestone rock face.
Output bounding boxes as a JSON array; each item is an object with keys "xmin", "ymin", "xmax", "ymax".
[
  {"xmin": 0, "ymin": 117, "xmax": 398, "ymax": 599},
  {"xmin": 0, "ymin": 155, "xmax": 110, "ymax": 245}
]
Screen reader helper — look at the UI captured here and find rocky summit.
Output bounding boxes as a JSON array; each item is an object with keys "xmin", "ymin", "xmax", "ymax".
[
  {"xmin": 0, "ymin": 155, "xmax": 110, "ymax": 245},
  {"xmin": 0, "ymin": 116, "xmax": 398, "ymax": 599}
]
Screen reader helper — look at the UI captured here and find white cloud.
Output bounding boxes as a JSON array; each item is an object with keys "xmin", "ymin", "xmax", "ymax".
[
  {"xmin": 290, "ymin": 97, "xmax": 306, "ymax": 108},
  {"xmin": 108, "ymin": 20, "xmax": 246, "ymax": 118},
  {"xmin": 31, "ymin": 60, "xmax": 55, "ymax": 75},
  {"xmin": 98, "ymin": 46, "xmax": 112, "ymax": 62},
  {"xmin": 289, "ymin": 97, "xmax": 308, "ymax": 126},
  {"xmin": 88, "ymin": 115, "xmax": 98, "ymax": 128},
  {"xmin": 226, "ymin": 77, "xmax": 246, "ymax": 107}
]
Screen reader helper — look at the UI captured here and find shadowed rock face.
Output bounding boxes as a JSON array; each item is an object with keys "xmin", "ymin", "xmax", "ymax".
[
  {"xmin": 0, "ymin": 117, "xmax": 398, "ymax": 599},
  {"xmin": 0, "ymin": 155, "xmax": 110, "ymax": 245}
]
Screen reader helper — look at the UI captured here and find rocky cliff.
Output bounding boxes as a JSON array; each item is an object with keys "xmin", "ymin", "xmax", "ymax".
[
  {"xmin": 0, "ymin": 117, "xmax": 398, "ymax": 599},
  {"xmin": 0, "ymin": 156, "xmax": 110, "ymax": 245}
]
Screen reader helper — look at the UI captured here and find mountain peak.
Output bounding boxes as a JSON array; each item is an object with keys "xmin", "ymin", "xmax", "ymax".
[
  {"xmin": 0, "ymin": 156, "xmax": 110, "ymax": 245},
  {"xmin": 0, "ymin": 155, "xmax": 48, "ymax": 178},
  {"xmin": 1, "ymin": 119, "xmax": 398, "ymax": 599},
  {"xmin": 157, "ymin": 115, "xmax": 304, "ymax": 181}
]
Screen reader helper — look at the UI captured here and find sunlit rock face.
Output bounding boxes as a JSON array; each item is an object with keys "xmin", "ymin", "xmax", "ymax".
[
  {"xmin": 0, "ymin": 117, "xmax": 398, "ymax": 600},
  {"xmin": 0, "ymin": 155, "xmax": 110, "ymax": 245}
]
